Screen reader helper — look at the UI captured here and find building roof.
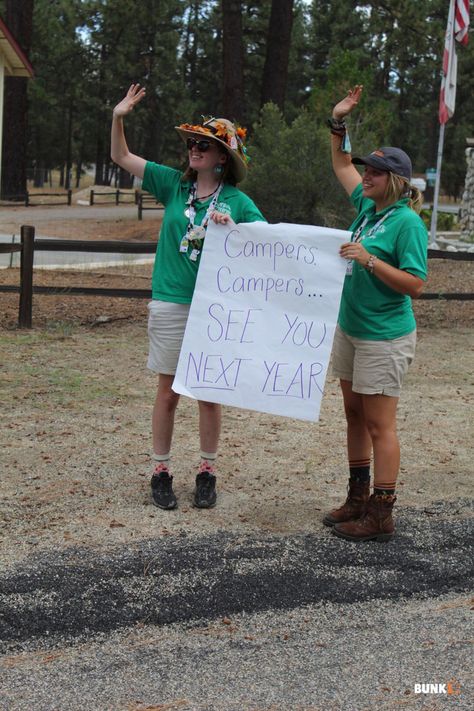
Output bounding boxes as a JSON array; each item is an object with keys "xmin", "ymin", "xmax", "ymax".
[{"xmin": 0, "ymin": 16, "xmax": 34, "ymax": 77}]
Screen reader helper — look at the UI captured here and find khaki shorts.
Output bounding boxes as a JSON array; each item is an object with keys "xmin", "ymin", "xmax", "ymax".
[
  {"xmin": 331, "ymin": 324, "xmax": 416, "ymax": 397},
  {"xmin": 147, "ymin": 300, "xmax": 191, "ymax": 375}
]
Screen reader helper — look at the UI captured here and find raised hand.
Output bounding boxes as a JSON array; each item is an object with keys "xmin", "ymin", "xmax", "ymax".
[
  {"xmin": 333, "ymin": 85, "xmax": 363, "ymax": 121},
  {"xmin": 113, "ymin": 84, "xmax": 146, "ymax": 118}
]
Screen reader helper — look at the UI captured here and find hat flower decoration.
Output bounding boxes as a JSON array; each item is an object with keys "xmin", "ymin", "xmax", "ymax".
[{"xmin": 175, "ymin": 116, "xmax": 250, "ymax": 182}]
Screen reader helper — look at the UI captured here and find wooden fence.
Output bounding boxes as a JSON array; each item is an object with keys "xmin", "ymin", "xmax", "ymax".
[
  {"xmin": 0, "ymin": 225, "xmax": 473, "ymax": 329},
  {"xmin": 0, "ymin": 189, "xmax": 161, "ymax": 212},
  {"xmin": 89, "ymin": 189, "xmax": 138, "ymax": 206},
  {"xmin": 0, "ymin": 191, "xmax": 73, "ymax": 207},
  {"xmin": 137, "ymin": 193, "xmax": 164, "ymax": 220}
]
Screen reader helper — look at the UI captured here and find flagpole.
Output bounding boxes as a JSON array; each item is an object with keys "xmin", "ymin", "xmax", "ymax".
[
  {"xmin": 430, "ymin": 0, "xmax": 470, "ymax": 245},
  {"xmin": 429, "ymin": 122, "xmax": 446, "ymax": 247}
]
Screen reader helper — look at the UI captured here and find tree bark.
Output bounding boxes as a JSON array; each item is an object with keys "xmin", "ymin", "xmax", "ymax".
[
  {"xmin": 94, "ymin": 44, "xmax": 107, "ymax": 185},
  {"xmin": 1, "ymin": 0, "xmax": 34, "ymax": 199},
  {"xmin": 65, "ymin": 102, "xmax": 73, "ymax": 190},
  {"xmin": 260, "ymin": 0, "xmax": 294, "ymax": 110},
  {"xmin": 222, "ymin": 0, "xmax": 245, "ymax": 120}
]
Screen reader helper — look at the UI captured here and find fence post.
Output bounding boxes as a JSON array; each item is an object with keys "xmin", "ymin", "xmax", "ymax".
[
  {"xmin": 138, "ymin": 194, "xmax": 143, "ymax": 220},
  {"xmin": 19, "ymin": 225, "xmax": 35, "ymax": 329},
  {"xmin": 25, "ymin": 192, "xmax": 29, "ymax": 207},
  {"xmin": 116, "ymin": 189, "xmax": 119, "ymax": 205},
  {"xmin": 90, "ymin": 189, "xmax": 94, "ymax": 206},
  {"xmin": 135, "ymin": 189, "xmax": 139, "ymax": 205},
  {"xmin": 67, "ymin": 189, "xmax": 72, "ymax": 205},
  {"xmin": 9, "ymin": 234, "xmax": 16, "ymax": 269}
]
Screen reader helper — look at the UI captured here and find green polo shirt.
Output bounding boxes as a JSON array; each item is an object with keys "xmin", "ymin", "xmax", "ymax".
[
  {"xmin": 142, "ymin": 162, "xmax": 265, "ymax": 303},
  {"xmin": 338, "ymin": 183, "xmax": 428, "ymax": 340}
]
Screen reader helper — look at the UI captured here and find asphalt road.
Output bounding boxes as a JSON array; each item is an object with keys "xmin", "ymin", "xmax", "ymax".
[
  {"xmin": 1, "ymin": 500, "xmax": 472, "ymax": 710},
  {"xmin": 0, "ymin": 201, "xmax": 456, "ymax": 230},
  {"xmin": 0, "ymin": 203, "xmax": 161, "ymax": 226}
]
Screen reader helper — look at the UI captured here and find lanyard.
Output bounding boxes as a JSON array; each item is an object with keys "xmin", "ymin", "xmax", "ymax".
[
  {"xmin": 351, "ymin": 207, "xmax": 396, "ymax": 243},
  {"xmin": 180, "ymin": 182, "xmax": 223, "ymax": 261},
  {"xmin": 346, "ymin": 207, "xmax": 396, "ymax": 277},
  {"xmin": 187, "ymin": 182, "xmax": 223, "ymax": 233}
]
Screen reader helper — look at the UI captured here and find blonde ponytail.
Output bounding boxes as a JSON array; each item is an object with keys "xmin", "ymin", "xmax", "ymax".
[
  {"xmin": 407, "ymin": 185, "xmax": 423, "ymax": 214},
  {"xmin": 384, "ymin": 173, "xmax": 423, "ymax": 214}
]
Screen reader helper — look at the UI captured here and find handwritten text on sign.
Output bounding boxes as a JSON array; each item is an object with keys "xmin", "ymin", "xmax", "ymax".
[{"xmin": 173, "ymin": 221, "xmax": 350, "ymax": 421}]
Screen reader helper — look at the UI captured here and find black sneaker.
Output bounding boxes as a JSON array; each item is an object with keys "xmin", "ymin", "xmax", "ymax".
[
  {"xmin": 193, "ymin": 471, "xmax": 217, "ymax": 509},
  {"xmin": 151, "ymin": 471, "xmax": 177, "ymax": 510}
]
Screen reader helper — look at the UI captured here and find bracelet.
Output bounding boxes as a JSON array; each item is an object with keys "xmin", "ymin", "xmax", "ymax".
[
  {"xmin": 366, "ymin": 254, "xmax": 377, "ymax": 273},
  {"xmin": 327, "ymin": 117, "xmax": 346, "ymax": 134},
  {"xmin": 327, "ymin": 117, "xmax": 346, "ymax": 129}
]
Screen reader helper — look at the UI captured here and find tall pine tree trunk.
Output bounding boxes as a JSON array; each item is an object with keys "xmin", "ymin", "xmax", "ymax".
[
  {"xmin": 65, "ymin": 102, "xmax": 73, "ymax": 190},
  {"xmin": 94, "ymin": 44, "xmax": 107, "ymax": 185},
  {"xmin": 222, "ymin": 0, "xmax": 245, "ymax": 120},
  {"xmin": 1, "ymin": 0, "xmax": 34, "ymax": 199},
  {"xmin": 260, "ymin": 0, "xmax": 294, "ymax": 110}
]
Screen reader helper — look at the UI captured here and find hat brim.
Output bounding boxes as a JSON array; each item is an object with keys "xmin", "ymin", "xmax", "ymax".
[
  {"xmin": 352, "ymin": 155, "xmax": 390, "ymax": 172},
  {"xmin": 175, "ymin": 126, "xmax": 247, "ymax": 183},
  {"xmin": 352, "ymin": 155, "xmax": 411, "ymax": 181}
]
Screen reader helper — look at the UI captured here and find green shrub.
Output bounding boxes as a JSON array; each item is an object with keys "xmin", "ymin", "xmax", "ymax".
[
  {"xmin": 242, "ymin": 103, "xmax": 356, "ymax": 228},
  {"xmin": 420, "ymin": 209, "xmax": 458, "ymax": 231}
]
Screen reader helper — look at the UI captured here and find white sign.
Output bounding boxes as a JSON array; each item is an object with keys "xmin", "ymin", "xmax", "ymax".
[{"xmin": 173, "ymin": 221, "xmax": 350, "ymax": 421}]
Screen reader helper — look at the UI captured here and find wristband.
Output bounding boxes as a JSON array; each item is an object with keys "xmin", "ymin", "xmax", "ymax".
[{"xmin": 327, "ymin": 117, "xmax": 346, "ymax": 130}]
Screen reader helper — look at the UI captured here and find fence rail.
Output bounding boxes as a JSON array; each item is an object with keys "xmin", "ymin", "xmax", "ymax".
[
  {"xmin": 0, "ymin": 191, "xmax": 73, "ymax": 207},
  {"xmin": 0, "ymin": 225, "xmax": 473, "ymax": 328},
  {"xmin": 89, "ymin": 189, "xmax": 139, "ymax": 206},
  {"xmin": 138, "ymin": 193, "xmax": 164, "ymax": 220},
  {"xmin": 0, "ymin": 188, "xmax": 142, "ymax": 208}
]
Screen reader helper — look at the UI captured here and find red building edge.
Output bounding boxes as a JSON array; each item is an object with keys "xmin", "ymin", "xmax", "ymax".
[{"xmin": 0, "ymin": 16, "xmax": 34, "ymax": 78}]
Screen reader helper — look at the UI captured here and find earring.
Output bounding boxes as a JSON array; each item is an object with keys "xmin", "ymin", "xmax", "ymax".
[{"xmin": 214, "ymin": 164, "xmax": 224, "ymax": 175}]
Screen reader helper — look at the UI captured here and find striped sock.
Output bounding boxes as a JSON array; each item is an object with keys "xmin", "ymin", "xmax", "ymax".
[
  {"xmin": 374, "ymin": 481, "xmax": 396, "ymax": 497},
  {"xmin": 349, "ymin": 458, "xmax": 371, "ymax": 483}
]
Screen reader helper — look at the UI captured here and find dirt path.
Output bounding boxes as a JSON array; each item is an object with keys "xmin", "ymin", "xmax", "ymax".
[
  {"xmin": 1, "ymin": 205, "xmax": 473, "ymax": 564},
  {"xmin": 1, "ymin": 321, "xmax": 472, "ymax": 569}
]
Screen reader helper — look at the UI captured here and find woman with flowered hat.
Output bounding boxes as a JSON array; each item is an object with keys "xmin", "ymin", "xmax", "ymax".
[
  {"xmin": 324, "ymin": 85, "xmax": 428, "ymax": 542},
  {"xmin": 111, "ymin": 84, "xmax": 265, "ymax": 511}
]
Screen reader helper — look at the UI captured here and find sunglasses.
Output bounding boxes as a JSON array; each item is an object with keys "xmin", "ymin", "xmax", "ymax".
[{"xmin": 186, "ymin": 137, "xmax": 213, "ymax": 152}]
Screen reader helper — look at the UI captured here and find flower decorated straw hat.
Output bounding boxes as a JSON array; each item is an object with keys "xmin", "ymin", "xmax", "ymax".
[{"xmin": 175, "ymin": 117, "xmax": 249, "ymax": 183}]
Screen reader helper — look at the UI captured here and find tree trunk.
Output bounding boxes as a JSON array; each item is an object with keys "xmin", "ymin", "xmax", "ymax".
[
  {"xmin": 75, "ymin": 158, "xmax": 83, "ymax": 189},
  {"xmin": 94, "ymin": 44, "xmax": 107, "ymax": 185},
  {"xmin": 33, "ymin": 160, "xmax": 44, "ymax": 188},
  {"xmin": 1, "ymin": 0, "xmax": 34, "ymax": 200},
  {"xmin": 184, "ymin": 2, "xmax": 200, "ymax": 92},
  {"xmin": 260, "ymin": 0, "xmax": 294, "ymax": 110},
  {"xmin": 222, "ymin": 0, "xmax": 245, "ymax": 120},
  {"xmin": 65, "ymin": 102, "xmax": 73, "ymax": 190},
  {"xmin": 119, "ymin": 167, "xmax": 134, "ymax": 189}
]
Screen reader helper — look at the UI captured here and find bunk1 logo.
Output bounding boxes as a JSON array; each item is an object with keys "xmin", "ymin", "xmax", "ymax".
[{"xmin": 414, "ymin": 679, "xmax": 461, "ymax": 695}]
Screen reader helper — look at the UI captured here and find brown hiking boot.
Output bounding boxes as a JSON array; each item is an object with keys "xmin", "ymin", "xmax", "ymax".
[
  {"xmin": 323, "ymin": 479, "xmax": 370, "ymax": 527},
  {"xmin": 332, "ymin": 494, "xmax": 396, "ymax": 542}
]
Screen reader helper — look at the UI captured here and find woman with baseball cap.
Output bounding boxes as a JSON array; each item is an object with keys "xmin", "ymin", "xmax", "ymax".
[
  {"xmin": 323, "ymin": 85, "xmax": 428, "ymax": 541},
  {"xmin": 111, "ymin": 84, "xmax": 265, "ymax": 511}
]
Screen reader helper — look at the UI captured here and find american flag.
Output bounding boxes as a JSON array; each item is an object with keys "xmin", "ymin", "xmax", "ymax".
[{"xmin": 439, "ymin": 0, "xmax": 470, "ymax": 124}]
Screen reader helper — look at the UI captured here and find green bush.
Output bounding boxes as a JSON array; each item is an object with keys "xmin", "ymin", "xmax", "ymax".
[
  {"xmin": 242, "ymin": 103, "xmax": 356, "ymax": 228},
  {"xmin": 420, "ymin": 209, "xmax": 458, "ymax": 231}
]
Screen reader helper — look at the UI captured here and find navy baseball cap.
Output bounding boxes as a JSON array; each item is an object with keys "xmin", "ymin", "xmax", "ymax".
[{"xmin": 352, "ymin": 147, "xmax": 412, "ymax": 181}]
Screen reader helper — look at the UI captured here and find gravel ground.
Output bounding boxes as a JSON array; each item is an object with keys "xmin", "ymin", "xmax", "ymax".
[
  {"xmin": 1, "ymin": 205, "xmax": 473, "ymax": 710},
  {"xmin": 1, "ymin": 322, "xmax": 473, "ymax": 710},
  {"xmin": 1, "ymin": 592, "xmax": 472, "ymax": 711}
]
